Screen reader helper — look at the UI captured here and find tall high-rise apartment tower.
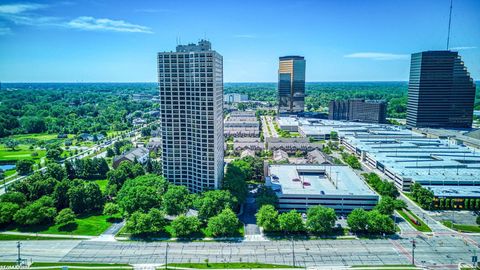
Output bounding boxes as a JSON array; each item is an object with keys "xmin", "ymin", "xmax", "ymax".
[
  {"xmin": 278, "ymin": 56, "xmax": 306, "ymax": 115},
  {"xmin": 406, "ymin": 51, "xmax": 476, "ymax": 128},
  {"xmin": 157, "ymin": 40, "xmax": 224, "ymax": 192}
]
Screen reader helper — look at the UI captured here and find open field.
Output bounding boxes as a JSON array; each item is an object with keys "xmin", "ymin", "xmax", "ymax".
[
  {"xmin": 6, "ymin": 213, "xmax": 113, "ymax": 236},
  {"xmin": 0, "ymin": 144, "xmax": 46, "ymax": 162}
]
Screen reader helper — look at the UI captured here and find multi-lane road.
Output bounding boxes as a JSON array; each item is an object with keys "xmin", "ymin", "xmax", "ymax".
[{"xmin": 0, "ymin": 232, "xmax": 477, "ymax": 269}]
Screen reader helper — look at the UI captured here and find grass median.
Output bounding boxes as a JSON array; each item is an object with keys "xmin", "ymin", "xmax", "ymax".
[
  {"xmin": 397, "ymin": 209, "xmax": 432, "ymax": 232},
  {"xmin": 442, "ymin": 220, "xmax": 480, "ymax": 233},
  {"xmin": 165, "ymin": 263, "xmax": 299, "ymax": 269}
]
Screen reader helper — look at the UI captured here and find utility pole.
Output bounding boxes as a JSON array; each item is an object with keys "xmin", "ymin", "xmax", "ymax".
[
  {"xmin": 411, "ymin": 239, "xmax": 416, "ymax": 265},
  {"xmin": 16, "ymin": 241, "xmax": 21, "ymax": 266},
  {"xmin": 164, "ymin": 242, "xmax": 169, "ymax": 270}
]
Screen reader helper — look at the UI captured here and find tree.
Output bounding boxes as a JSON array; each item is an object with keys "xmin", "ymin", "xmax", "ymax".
[
  {"xmin": 46, "ymin": 146, "xmax": 63, "ymax": 161},
  {"xmin": 68, "ymin": 182, "xmax": 104, "ymax": 214},
  {"xmin": 207, "ymin": 208, "xmax": 240, "ymax": 237},
  {"xmin": 103, "ymin": 202, "xmax": 120, "ymax": 217},
  {"xmin": 125, "ymin": 208, "xmax": 166, "ymax": 235},
  {"xmin": 5, "ymin": 139, "xmax": 19, "ymax": 150},
  {"xmin": 306, "ymin": 206, "xmax": 337, "ymax": 234},
  {"xmin": 0, "ymin": 202, "xmax": 20, "ymax": 225},
  {"xmin": 106, "ymin": 148, "xmax": 115, "ymax": 157},
  {"xmin": 53, "ymin": 180, "xmax": 70, "ymax": 210},
  {"xmin": 46, "ymin": 163, "xmax": 67, "ymax": 181},
  {"xmin": 30, "ymin": 177, "xmax": 58, "ymax": 200},
  {"xmin": 330, "ymin": 131, "xmax": 338, "ymax": 140},
  {"xmin": 13, "ymin": 196, "xmax": 57, "ymax": 225},
  {"xmin": 0, "ymin": 191, "xmax": 27, "ymax": 206},
  {"xmin": 366, "ymin": 210, "xmax": 394, "ymax": 234},
  {"xmin": 55, "ymin": 208, "xmax": 76, "ymax": 227},
  {"xmin": 278, "ymin": 210, "xmax": 304, "ymax": 233},
  {"xmin": 347, "ymin": 208, "xmax": 368, "ymax": 233},
  {"xmin": 117, "ymin": 175, "xmax": 167, "ymax": 215},
  {"xmin": 411, "ymin": 183, "xmax": 434, "ymax": 209},
  {"xmin": 171, "ymin": 215, "xmax": 201, "ymax": 237},
  {"xmin": 16, "ymin": 160, "xmax": 35, "ymax": 175},
  {"xmin": 393, "ymin": 199, "xmax": 407, "ymax": 210},
  {"xmin": 375, "ymin": 197, "xmax": 395, "ymax": 216},
  {"xmin": 163, "ymin": 185, "xmax": 190, "ymax": 216},
  {"xmin": 64, "ymin": 160, "xmax": 76, "ymax": 179},
  {"xmin": 255, "ymin": 186, "xmax": 278, "ymax": 208},
  {"xmin": 223, "ymin": 160, "xmax": 249, "ymax": 204},
  {"xmin": 196, "ymin": 190, "xmax": 237, "ymax": 221},
  {"xmin": 255, "ymin": 205, "xmax": 279, "ymax": 232}
]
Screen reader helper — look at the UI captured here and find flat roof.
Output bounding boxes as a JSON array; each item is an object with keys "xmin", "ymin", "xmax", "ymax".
[
  {"xmin": 267, "ymin": 164, "xmax": 377, "ymax": 197},
  {"xmin": 426, "ymin": 185, "xmax": 480, "ymax": 198}
]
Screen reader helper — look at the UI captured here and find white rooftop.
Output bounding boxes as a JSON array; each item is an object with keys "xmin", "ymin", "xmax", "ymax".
[{"xmin": 267, "ymin": 164, "xmax": 376, "ymax": 196}]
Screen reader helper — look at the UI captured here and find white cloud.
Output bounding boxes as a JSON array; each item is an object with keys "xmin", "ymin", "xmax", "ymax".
[
  {"xmin": 450, "ymin": 46, "xmax": 477, "ymax": 50},
  {"xmin": 0, "ymin": 26, "xmax": 11, "ymax": 35},
  {"xmin": 233, "ymin": 34, "xmax": 256, "ymax": 39},
  {"xmin": 344, "ymin": 52, "xmax": 409, "ymax": 61},
  {"xmin": 67, "ymin": 16, "xmax": 153, "ymax": 33},
  {"xmin": 0, "ymin": 3, "xmax": 46, "ymax": 14}
]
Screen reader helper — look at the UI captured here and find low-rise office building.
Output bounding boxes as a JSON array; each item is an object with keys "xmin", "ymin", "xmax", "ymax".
[
  {"xmin": 266, "ymin": 164, "xmax": 379, "ymax": 213},
  {"xmin": 329, "ymin": 99, "xmax": 387, "ymax": 124}
]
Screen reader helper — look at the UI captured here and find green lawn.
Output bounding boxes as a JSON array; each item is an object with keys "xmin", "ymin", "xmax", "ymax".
[
  {"xmin": 397, "ymin": 209, "xmax": 432, "ymax": 232},
  {"xmin": 8, "ymin": 213, "xmax": 113, "ymax": 236},
  {"xmin": 31, "ymin": 262, "xmax": 132, "ymax": 268},
  {"xmin": 3, "ymin": 169, "xmax": 16, "ymax": 177},
  {"xmin": 0, "ymin": 234, "xmax": 74, "ymax": 241},
  {"xmin": 9, "ymin": 133, "xmax": 64, "ymax": 141},
  {"xmin": 352, "ymin": 265, "xmax": 418, "ymax": 269},
  {"xmin": 442, "ymin": 220, "xmax": 480, "ymax": 233},
  {"xmin": 0, "ymin": 144, "xmax": 46, "ymax": 162},
  {"xmin": 166, "ymin": 263, "xmax": 299, "ymax": 269},
  {"xmin": 94, "ymin": 179, "xmax": 109, "ymax": 193}
]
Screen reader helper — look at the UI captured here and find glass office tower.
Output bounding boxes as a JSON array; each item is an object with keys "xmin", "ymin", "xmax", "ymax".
[
  {"xmin": 278, "ymin": 56, "xmax": 306, "ymax": 115},
  {"xmin": 407, "ymin": 51, "xmax": 476, "ymax": 128}
]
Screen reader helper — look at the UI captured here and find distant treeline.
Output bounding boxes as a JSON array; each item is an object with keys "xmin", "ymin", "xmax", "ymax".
[
  {"xmin": 225, "ymin": 82, "xmax": 480, "ymax": 118},
  {"xmin": 0, "ymin": 83, "xmax": 159, "ymax": 138}
]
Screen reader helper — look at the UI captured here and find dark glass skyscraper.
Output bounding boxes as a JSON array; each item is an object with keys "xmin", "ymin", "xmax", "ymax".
[
  {"xmin": 406, "ymin": 51, "xmax": 476, "ymax": 128},
  {"xmin": 278, "ymin": 56, "xmax": 306, "ymax": 115}
]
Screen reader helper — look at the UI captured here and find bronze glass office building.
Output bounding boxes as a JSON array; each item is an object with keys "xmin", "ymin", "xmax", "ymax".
[
  {"xmin": 406, "ymin": 51, "xmax": 476, "ymax": 128},
  {"xmin": 278, "ymin": 56, "xmax": 306, "ymax": 115}
]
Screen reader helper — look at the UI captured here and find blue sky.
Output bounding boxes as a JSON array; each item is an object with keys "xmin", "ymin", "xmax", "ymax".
[{"xmin": 0, "ymin": 0, "xmax": 479, "ymax": 82}]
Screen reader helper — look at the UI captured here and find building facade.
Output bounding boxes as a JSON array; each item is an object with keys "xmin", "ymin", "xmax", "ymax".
[
  {"xmin": 278, "ymin": 56, "xmax": 306, "ymax": 115},
  {"xmin": 224, "ymin": 93, "xmax": 248, "ymax": 103},
  {"xmin": 157, "ymin": 40, "xmax": 224, "ymax": 192},
  {"xmin": 406, "ymin": 50, "xmax": 476, "ymax": 128},
  {"xmin": 329, "ymin": 99, "xmax": 387, "ymax": 123}
]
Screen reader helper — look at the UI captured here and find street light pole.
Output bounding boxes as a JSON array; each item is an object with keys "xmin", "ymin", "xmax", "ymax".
[
  {"xmin": 291, "ymin": 235, "xmax": 295, "ymax": 267},
  {"xmin": 165, "ymin": 242, "xmax": 169, "ymax": 270},
  {"xmin": 411, "ymin": 239, "xmax": 416, "ymax": 266},
  {"xmin": 16, "ymin": 241, "xmax": 21, "ymax": 266}
]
